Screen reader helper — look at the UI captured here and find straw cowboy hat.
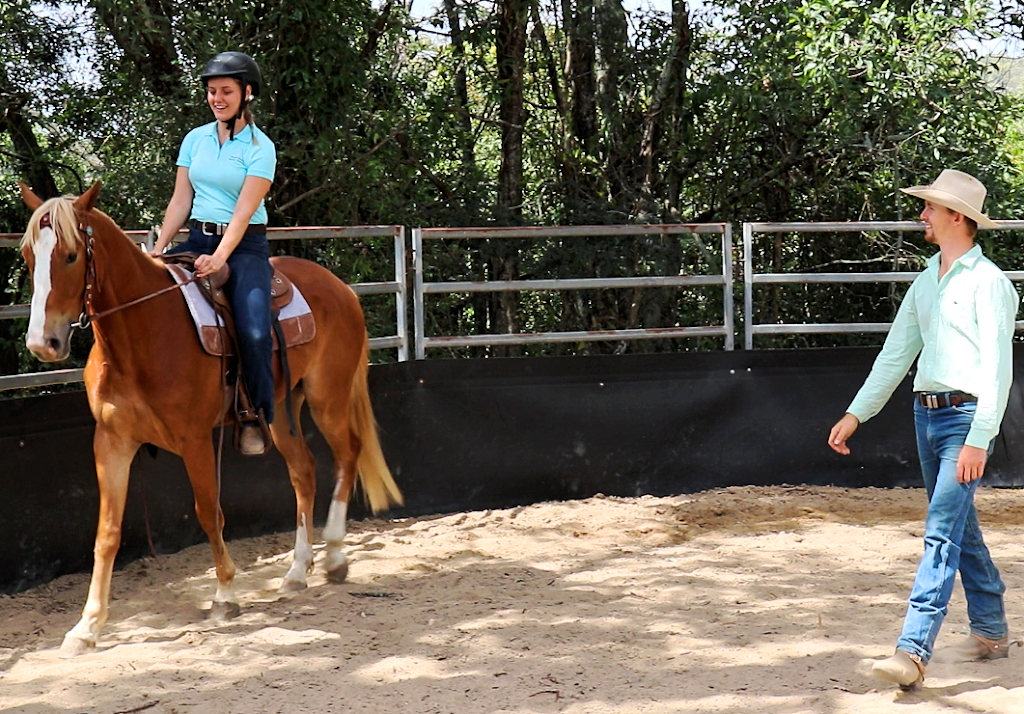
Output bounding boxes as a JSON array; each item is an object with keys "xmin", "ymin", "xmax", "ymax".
[{"xmin": 901, "ymin": 169, "xmax": 999, "ymax": 229}]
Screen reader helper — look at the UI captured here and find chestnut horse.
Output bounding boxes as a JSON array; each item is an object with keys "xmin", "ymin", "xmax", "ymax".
[{"xmin": 19, "ymin": 182, "xmax": 403, "ymax": 656}]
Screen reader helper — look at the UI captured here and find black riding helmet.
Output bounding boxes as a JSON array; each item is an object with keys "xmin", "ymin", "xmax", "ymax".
[{"xmin": 201, "ymin": 51, "xmax": 261, "ymax": 140}]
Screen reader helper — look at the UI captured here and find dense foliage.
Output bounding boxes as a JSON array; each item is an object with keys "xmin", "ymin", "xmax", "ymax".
[{"xmin": 2, "ymin": 0, "xmax": 1023, "ymax": 373}]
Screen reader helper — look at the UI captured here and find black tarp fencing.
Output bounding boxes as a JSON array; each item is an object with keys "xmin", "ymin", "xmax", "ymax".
[{"xmin": 2, "ymin": 346, "xmax": 1022, "ymax": 593}]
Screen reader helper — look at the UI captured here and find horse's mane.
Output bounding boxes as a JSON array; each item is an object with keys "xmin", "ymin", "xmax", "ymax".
[{"xmin": 21, "ymin": 196, "xmax": 81, "ymax": 252}]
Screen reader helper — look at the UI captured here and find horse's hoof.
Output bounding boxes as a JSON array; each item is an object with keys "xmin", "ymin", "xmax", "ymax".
[
  {"xmin": 278, "ymin": 578, "xmax": 307, "ymax": 594},
  {"xmin": 59, "ymin": 635, "xmax": 95, "ymax": 658},
  {"xmin": 326, "ymin": 561, "xmax": 349, "ymax": 583},
  {"xmin": 209, "ymin": 600, "xmax": 241, "ymax": 621}
]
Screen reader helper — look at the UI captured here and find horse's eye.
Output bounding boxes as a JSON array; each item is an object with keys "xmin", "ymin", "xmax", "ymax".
[{"xmin": 66, "ymin": 253, "xmax": 78, "ymax": 264}]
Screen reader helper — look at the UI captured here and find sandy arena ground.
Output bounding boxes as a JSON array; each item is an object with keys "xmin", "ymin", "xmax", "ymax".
[{"xmin": 2, "ymin": 485, "xmax": 1024, "ymax": 714}]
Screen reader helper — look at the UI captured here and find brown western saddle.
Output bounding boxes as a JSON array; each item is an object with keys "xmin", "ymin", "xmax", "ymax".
[{"xmin": 159, "ymin": 253, "xmax": 315, "ymax": 451}]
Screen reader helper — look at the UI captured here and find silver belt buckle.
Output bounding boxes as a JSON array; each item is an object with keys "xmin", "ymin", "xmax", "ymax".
[
  {"xmin": 927, "ymin": 394, "xmax": 939, "ymax": 408},
  {"xmin": 201, "ymin": 221, "xmax": 215, "ymax": 236}
]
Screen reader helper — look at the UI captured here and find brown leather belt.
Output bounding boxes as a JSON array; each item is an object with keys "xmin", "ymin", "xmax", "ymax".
[
  {"xmin": 916, "ymin": 391, "xmax": 977, "ymax": 409},
  {"xmin": 190, "ymin": 220, "xmax": 267, "ymax": 237}
]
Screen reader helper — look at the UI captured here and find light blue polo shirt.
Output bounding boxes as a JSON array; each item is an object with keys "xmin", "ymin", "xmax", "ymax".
[{"xmin": 176, "ymin": 121, "xmax": 276, "ymax": 225}]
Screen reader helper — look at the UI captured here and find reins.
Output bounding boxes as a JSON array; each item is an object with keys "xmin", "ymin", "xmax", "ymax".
[{"xmin": 70, "ymin": 218, "xmax": 201, "ymax": 331}]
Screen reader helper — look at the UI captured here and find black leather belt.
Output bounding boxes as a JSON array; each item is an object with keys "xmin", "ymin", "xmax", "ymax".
[
  {"xmin": 916, "ymin": 391, "xmax": 977, "ymax": 409},
  {"xmin": 189, "ymin": 220, "xmax": 267, "ymax": 236}
]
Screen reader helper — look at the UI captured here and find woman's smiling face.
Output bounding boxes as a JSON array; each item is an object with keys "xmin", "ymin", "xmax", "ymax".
[{"xmin": 206, "ymin": 77, "xmax": 246, "ymax": 122}]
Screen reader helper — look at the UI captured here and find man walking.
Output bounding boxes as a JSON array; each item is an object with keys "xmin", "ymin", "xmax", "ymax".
[{"xmin": 828, "ymin": 169, "xmax": 1019, "ymax": 689}]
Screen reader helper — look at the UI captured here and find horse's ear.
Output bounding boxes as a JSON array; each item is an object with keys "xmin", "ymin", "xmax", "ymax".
[
  {"xmin": 18, "ymin": 182, "xmax": 43, "ymax": 211},
  {"xmin": 73, "ymin": 181, "xmax": 102, "ymax": 212}
]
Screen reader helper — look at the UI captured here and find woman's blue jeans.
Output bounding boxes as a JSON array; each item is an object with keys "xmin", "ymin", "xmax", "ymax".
[
  {"xmin": 168, "ymin": 228, "xmax": 275, "ymax": 424},
  {"xmin": 896, "ymin": 401, "xmax": 1006, "ymax": 663}
]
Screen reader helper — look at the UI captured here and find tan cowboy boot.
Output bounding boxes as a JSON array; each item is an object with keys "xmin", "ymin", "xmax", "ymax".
[
  {"xmin": 239, "ymin": 424, "xmax": 268, "ymax": 456},
  {"xmin": 871, "ymin": 650, "xmax": 925, "ymax": 690},
  {"xmin": 948, "ymin": 633, "xmax": 1021, "ymax": 662}
]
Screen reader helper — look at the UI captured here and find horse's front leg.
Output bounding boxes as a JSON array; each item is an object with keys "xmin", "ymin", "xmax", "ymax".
[
  {"xmin": 61, "ymin": 426, "xmax": 139, "ymax": 656},
  {"xmin": 180, "ymin": 438, "xmax": 239, "ymax": 619}
]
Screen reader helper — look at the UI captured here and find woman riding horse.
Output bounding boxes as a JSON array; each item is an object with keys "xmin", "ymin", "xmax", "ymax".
[
  {"xmin": 151, "ymin": 51, "xmax": 276, "ymax": 456},
  {"xmin": 19, "ymin": 187, "xmax": 402, "ymax": 656}
]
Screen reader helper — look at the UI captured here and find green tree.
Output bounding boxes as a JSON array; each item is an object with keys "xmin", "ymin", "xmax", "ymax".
[{"xmin": 2, "ymin": 0, "xmax": 1023, "ymax": 368}]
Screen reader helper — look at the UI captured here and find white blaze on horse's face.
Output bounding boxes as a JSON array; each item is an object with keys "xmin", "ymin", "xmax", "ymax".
[{"xmin": 24, "ymin": 224, "xmax": 76, "ymax": 362}]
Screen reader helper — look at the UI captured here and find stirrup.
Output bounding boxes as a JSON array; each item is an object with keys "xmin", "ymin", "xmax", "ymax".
[{"xmin": 235, "ymin": 409, "xmax": 273, "ymax": 457}]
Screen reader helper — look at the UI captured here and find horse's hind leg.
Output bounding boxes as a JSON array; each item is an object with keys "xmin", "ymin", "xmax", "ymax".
[
  {"xmin": 322, "ymin": 447, "xmax": 359, "ymax": 583},
  {"xmin": 303, "ymin": 387, "xmax": 358, "ymax": 583},
  {"xmin": 61, "ymin": 426, "xmax": 140, "ymax": 656},
  {"xmin": 180, "ymin": 439, "xmax": 239, "ymax": 619},
  {"xmin": 271, "ymin": 388, "xmax": 318, "ymax": 592}
]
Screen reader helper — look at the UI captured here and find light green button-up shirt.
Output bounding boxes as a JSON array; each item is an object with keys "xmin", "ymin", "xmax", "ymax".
[{"xmin": 847, "ymin": 244, "xmax": 1019, "ymax": 449}]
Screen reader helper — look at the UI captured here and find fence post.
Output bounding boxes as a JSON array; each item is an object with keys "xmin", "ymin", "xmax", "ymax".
[
  {"xmin": 723, "ymin": 224, "xmax": 735, "ymax": 351},
  {"xmin": 395, "ymin": 227, "xmax": 409, "ymax": 362},
  {"xmin": 742, "ymin": 222, "xmax": 754, "ymax": 350},
  {"xmin": 412, "ymin": 227, "xmax": 426, "ymax": 360}
]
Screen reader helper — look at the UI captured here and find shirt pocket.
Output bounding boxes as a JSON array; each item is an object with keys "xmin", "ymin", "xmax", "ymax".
[{"xmin": 940, "ymin": 293, "xmax": 976, "ymax": 337}]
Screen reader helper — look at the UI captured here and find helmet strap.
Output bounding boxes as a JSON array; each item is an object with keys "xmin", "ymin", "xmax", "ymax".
[
  {"xmin": 221, "ymin": 86, "xmax": 252, "ymax": 142},
  {"xmin": 222, "ymin": 116, "xmax": 238, "ymax": 142}
]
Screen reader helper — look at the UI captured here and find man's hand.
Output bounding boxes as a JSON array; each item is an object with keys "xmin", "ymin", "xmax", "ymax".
[
  {"xmin": 828, "ymin": 413, "xmax": 860, "ymax": 455},
  {"xmin": 957, "ymin": 445, "xmax": 988, "ymax": 483}
]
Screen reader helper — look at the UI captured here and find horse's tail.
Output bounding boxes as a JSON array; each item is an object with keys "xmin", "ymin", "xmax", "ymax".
[{"xmin": 351, "ymin": 336, "xmax": 404, "ymax": 513}]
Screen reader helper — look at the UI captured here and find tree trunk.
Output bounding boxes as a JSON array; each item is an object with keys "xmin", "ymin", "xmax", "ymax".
[
  {"xmin": 532, "ymin": 0, "xmax": 568, "ymax": 118},
  {"xmin": 361, "ymin": 0, "xmax": 393, "ymax": 60},
  {"xmin": 89, "ymin": 0, "xmax": 186, "ymax": 100},
  {"xmin": 496, "ymin": 0, "xmax": 528, "ymax": 220},
  {"xmin": 492, "ymin": 0, "xmax": 529, "ymax": 354},
  {"xmin": 565, "ymin": 0, "xmax": 598, "ymax": 154},
  {"xmin": 639, "ymin": 1, "xmax": 691, "ymax": 205},
  {"xmin": 444, "ymin": 0, "xmax": 476, "ymax": 174},
  {"xmin": 661, "ymin": 0, "xmax": 694, "ymax": 218},
  {"xmin": 447, "ymin": 0, "xmax": 489, "ymax": 353},
  {"xmin": 595, "ymin": 0, "xmax": 630, "ymax": 209},
  {"xmin": 0, "ymin": 68, "xmax": 59, "ymax": 198}
]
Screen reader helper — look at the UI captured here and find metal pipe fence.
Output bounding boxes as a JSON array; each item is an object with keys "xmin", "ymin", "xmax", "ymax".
[
  {"xmin": 742, "ymin": 220, "xmax": 1024, "ymax": 350},
  {"xmin": 7, "ymin": 217, "xmax": 1022, "ymax": 391},
  {"xmin": 0, "ymin": 226, "xmax": 407, "ymax": 392},
  {"xmin": 411, "ymin": 224, "xmax": 734, "ymax": 358}
]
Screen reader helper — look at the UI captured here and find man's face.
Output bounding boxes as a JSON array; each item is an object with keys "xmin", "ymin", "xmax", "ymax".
[{"xmin": 920, "ymin": 201, "xmax": 956, "ymax": 244}]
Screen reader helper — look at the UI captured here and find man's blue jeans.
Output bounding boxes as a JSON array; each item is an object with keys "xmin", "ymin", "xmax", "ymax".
[
  {"xmin": 896, "ymin": 400, "xmax": 1006, "ymax": 663},
  {"xmin": 168, "ymin": 227, "xmax": 275, "ymax": 424}
]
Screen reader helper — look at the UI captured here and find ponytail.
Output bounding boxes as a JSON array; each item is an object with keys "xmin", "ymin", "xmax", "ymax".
[{"xmin": 243, "ymin": 104, "xmax": 259, "ymax": 145}]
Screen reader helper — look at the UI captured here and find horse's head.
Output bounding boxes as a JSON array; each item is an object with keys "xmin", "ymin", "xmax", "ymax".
[{"xmin": 19, "ymin": 181, "xmax": 102, "ymax": 362}]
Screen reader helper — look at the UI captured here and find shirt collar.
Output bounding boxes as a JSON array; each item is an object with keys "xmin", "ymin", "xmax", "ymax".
[
  {"xmin": 958, "ymin": 243, "xmax": 983, "ymax": 267},
  {"xmin": 203, "ymin": 121, "xmax": 254, "ymax": 144},
  {"xmin": 927, "ymin": 243, "xmax": 982, "ymax": 273}
]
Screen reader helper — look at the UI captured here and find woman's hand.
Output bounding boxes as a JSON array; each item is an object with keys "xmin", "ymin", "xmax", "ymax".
[{"xmin": 194, "ymin": 253, "xmax": 227, "ymax": 278}]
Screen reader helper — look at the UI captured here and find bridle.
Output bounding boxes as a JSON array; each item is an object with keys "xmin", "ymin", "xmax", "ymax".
[{"xmin": 46, "ymin": 210, "xmax": 201, "ymax": 332}]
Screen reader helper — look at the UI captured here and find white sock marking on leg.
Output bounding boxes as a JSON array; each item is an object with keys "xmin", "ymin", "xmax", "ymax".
[{"xmin": 323, "ymin": 499, "xmax": 348, "ymax": 544}]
